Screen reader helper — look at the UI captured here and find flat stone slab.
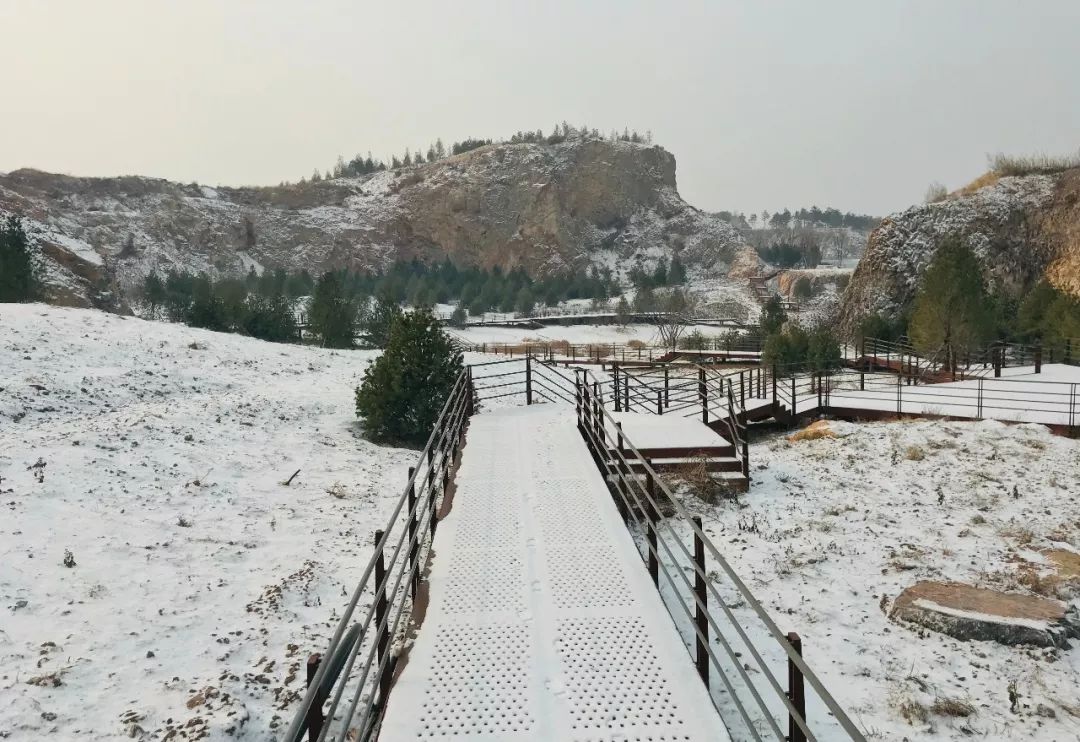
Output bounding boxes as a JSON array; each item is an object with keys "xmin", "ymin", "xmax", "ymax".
[{"xmin": 891, "ymin": 581, "xmax": 1080, "ymax": 648}]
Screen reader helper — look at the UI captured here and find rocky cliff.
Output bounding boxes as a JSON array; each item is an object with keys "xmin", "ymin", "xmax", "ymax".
[
  {"xmin": 0, "ymin": 139, "xmax": 743, "ymax": 309},
  {"xmin": 837, "ymin": 168, "xmax": 1080, "ymax": 334}
]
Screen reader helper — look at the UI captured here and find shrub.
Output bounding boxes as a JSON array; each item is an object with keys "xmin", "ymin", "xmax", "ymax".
[
  {"xmin": 355, "ymin": 308, "xmax": 464, "ymax": 445},
  {"xmin": 309, "ymin": 272, "xmax": 356, "ymax": 348},
  {"xmin": 924, "ymin": 182, "xmax": 948, "ymax": 203}
]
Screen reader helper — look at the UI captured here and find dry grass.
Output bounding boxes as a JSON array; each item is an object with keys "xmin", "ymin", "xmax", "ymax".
[
  {"xmin": 627, "ymin": 339, "xmax": 647, "ymax": 349},
  {"xmin": 990, "ymin": 151, "xmax": 1080, "ymax": 176},
  {"xmin": 896, "ymin": 697, "xmax": 930, "ymax": 725},
  {"xmin": 904, "ymin": 445, "xmax": 925, "ymax": 461},
  {"xmin": 681, "ymin": 454, "xmax": 737, "ymax": 504},
  {"xmin": 953, "ymin": 171, "xmax": 1002, "ymax": 197},
  {"xmin": 930, "ymin": 697, "xmax": 976, "ymax": 718}
]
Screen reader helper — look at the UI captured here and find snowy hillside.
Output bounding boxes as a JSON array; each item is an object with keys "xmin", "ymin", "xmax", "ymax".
[
  {"xmin": 688, "ymin": 419, "xmax": 1080, "ymax": 740},
  {"xmin": 0, "ymin": 305, "xmax": 414, "ymax": 739}
]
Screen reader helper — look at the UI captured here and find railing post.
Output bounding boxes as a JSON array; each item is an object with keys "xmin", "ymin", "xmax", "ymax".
[
  {"xmin": 1066, "ymin": 338, "xmax": 1073, "ymax": 365},
  {"xmin": 790, "ymin": 375, "xmax": 796, "ymax": 418},
  {"xmin": 616, "ymin": 421, "xmax": 624, "ymax": 453},
  {"xmin": 407, "ymin": 467, "xmax": 418, "ymax": 598},
  {"xmin": 977, "ymin": 378, "xmax": 984, "ymax": 419},
  {"xmin": 772, "ymin": 364, "xmax": 777, "ymax": 407},
  {"xmin": 526, "ymin": 356, "xmax": 533, "ymax": 405},
  {"xmin": 699, "ymin": 366, "xmax": 708, "ymax": 424},
  {"xmin": 787, "ymin": 632, "xmax": 806, "ymax": 742},
  {"xmin": 739, "ymin": 371, "xmax": 745, "ymax": 408},
  {"xmin": 657, "ymin": 390, "xmax": 663, "ymax": 415},
  {"xmin": 613, "ymin": 362, "xmax": 621, "ymax": 412},
  {"xmin": 692, "ymin": 516, "xmax": 708, "ymax": 688},
  {"xmin": 373, "ymin": 530, "xmax": 392, "ymax": 704},
  {"xmin": 305, "ymin": 654, "xmax": 325, "ymax": 742},
  {"xmin": 994, "ymin": 345, "xmax": 1002, "ymax": 378},
  {"xmin": 646, "ymin": 470, "xmax": 659, "ymax": 587},
  {"xmin": 1035, "ymin": 345, "xmax": 1042, "ymax": 374},
  {"xmin": 664, "ymin": 366, "xmax": 670, "ymax": 406},
  {"xmin": 624, "ymin": 372, "xmax": 630, "ymax": 411},
  {"xmin": 816, "ymin": 372, "xmax": 822, "ymax": 410}
]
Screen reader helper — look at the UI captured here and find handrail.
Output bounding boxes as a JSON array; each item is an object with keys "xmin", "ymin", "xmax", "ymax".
[
  {"xmin": 575, "ymin": 372, "xmax": 866, "ymax": 741},
  {"xmin": 282, "ymin": 368, "xmax": 474, "ymax": 742}
]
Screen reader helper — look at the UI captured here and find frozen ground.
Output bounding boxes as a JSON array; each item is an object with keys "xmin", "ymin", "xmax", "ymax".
[
  {"xmin": 674, "ymin": 418, "xmax": 1080, "ymax": 740},
  {"xmin": 0, "ymin": 305, "xmax": 415, "ymax": 740}
]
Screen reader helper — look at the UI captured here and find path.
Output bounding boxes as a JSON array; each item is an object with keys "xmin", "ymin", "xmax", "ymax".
[{"xmin": 379, "ymin": 405, "xmax": 730, "ymax": 741}]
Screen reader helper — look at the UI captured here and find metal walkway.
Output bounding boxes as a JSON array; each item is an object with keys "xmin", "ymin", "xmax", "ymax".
[{"xmin": 379, "ymin": 405, "xmax": 730, "ymax": 741}]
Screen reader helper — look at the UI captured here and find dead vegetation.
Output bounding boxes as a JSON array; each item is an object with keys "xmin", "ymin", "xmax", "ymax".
[
  {"xmin": 679, "ymin": 454, "xmax": 737, "ymax": 504},
  {"xmin": 990, "ymin": 150, "xmax": 1080, "ymax": 176}
]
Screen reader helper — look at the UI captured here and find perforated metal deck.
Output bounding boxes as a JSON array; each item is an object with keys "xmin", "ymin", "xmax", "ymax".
[{"xmin": 379, "ymin": 406, "xmax": 730, "ymax": 741}]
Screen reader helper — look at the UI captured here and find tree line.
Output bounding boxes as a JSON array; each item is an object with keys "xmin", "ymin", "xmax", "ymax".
[
  {"xmin": 718, "ymin": 207, "xmax": 878, "ymax": 232},
  {"xmin": 304, "ymin": 123, "xmax": 653, "ymax": 184},
  {"xmin": 857, "ymin": 236, "xmax": 1080, "ymax": 365}
]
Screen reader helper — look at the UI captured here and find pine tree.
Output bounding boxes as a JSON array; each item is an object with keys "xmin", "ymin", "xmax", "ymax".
[
  {"xmin": 515, "ymin": 286, "xmax": 535, "ymax": 316},
  {"xmin": 309, "ymin": 272, "xmax": 356, "ymax": 348},
  {"xmin": 0, "ymin": 215, "xmax": 36, "ymax": 302},
  {"xmin": 355, "ymin": 308, "xmax": 464, "ymax": 445},
  {"xmin": 668, "ymin": 256, "xmax": 687, "ymax": 284},
  {"xmin": 365, "ymin": 289, "xmax": 402, "ymax": 347},
  {"xmin": 909, "ymin": 236, "xmax": 994, "ymax": 367},
  {"xmin": 142, "ymin": 271, "xmax": 166, "ymax": 318},
  {"xmin": 760, "ymin": 295, "xmax": 787, "ymax": 336},
  {"xmin": 449, "ymin": 305, "xmax": 468, "ymax": 328}
]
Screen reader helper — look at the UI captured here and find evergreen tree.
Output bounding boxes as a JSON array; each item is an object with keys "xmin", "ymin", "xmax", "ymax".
[
  {"xmin": 0, "ymin": 215, "xmax": 36, "ymax": 302},
  {"xmin": 309, "ymin": 271, "xmax": 356, "ymax": 348},
  {"xmin": 668, "ymin": 256, "xmax": 687, "ymax": 285},
  {"xmin": 365, "ymin": 289, "xmax": 402, "ymax": 347},
  {"xmin": 142, "ymin": 271, "xmax": 166, "ymax": 318},
  {"xmin": 449, "ymin": 305, "xmax": 468, "ymax": 328},
  {"xmin": 355, "ymin": 307, "xmax": 464, "ymax": 445},
  {"xmin": 760, "ymin": 295, "xmax": 787, "ymax": 336},
  {"xmin": 242, "ymin": 294, "xmax": 298, "ymax": 343},
  {"xmin": 652, "ymin": 257, "xmax": 668, "ymax": 286},
  {"xmin": 515, "ymin": 286, "xmax": 535, "ymax": 316},
  {"xmin": 615, "ymin": 296, "xmax": 632, "ymax": 325},
  {"xmin": 633, "ymin": 285, "xmax": 657, "ymax": 312},
  {"xmin": 908, "ymin": 236, "xmax": 994, "ymax": 366}
]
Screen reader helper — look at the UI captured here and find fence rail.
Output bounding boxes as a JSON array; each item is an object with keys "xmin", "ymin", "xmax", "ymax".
[
  {"xmin": 282, "ymin": 369, "xmax": 473, "ymax": 742},
  {"xmin": 576, "ymin": 372, "xmax": 865, "ymax": 741}
]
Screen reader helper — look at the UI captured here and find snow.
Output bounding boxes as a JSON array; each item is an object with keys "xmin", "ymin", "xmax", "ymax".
[
  {"xmin": 609, "ymin": 411, "xmax": 730, "ymax": 450},
  {"xmin": 671, "ymin": 417, "xmax": 1080, "ymax": 740},
  {"xmin": 0, "ymin": 304, "xmax": 417, "ymax": 740},
  {"xmin": 199, "ymin": 186, "xmax": 219, "ymax": 199},
  {"xmin": 379, "ymin": 406, "xmax": 730, "ymax": 741},
  {"xmin": 450, "ymin": 323, "xmax": 735, "ymax": 346}
]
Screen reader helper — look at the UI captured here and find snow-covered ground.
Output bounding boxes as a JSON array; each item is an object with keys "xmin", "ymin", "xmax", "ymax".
[
  {"xmin": 449, "ymin": 323, "xmax": 738, "ymax": 347},
  {"xmin": 675, "ymin": 418, "xmax": 1080, "ymax": 740},
  {"xmin": 0, "ymin": 305, "xmax": 416, "ymax": 740}
]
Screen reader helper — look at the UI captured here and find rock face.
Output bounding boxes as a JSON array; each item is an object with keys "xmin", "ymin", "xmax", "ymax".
[
  {"xmin": 891, "ymin": 580, "xmax": 1080, "ymax": 648},
  {"xmin": 837, "ymin": 169, "xmax": 1080, "ymax": 334},
  {"xmin": 0, "ymin": 139, "xmax": 743, "ymax": 309}
]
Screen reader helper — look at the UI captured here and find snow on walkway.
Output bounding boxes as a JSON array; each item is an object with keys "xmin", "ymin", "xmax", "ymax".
[{"xmin": 380, "ymin": 405, "xmax": 729, "ymax": 741}]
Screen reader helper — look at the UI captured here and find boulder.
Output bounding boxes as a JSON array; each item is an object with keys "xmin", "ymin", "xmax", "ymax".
[{"xmin": 891, "ymin": 580, "xmax": 1080, "ymax": 648}]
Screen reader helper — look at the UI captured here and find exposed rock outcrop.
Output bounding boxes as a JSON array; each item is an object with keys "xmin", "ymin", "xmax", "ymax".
[
  {"xmin": 837, "ymin": 169, "xmax": 1080, "ymax": 334},
  {"xmin": 0, "ymin": 139, "xmax": 743, "ymax": 309}
]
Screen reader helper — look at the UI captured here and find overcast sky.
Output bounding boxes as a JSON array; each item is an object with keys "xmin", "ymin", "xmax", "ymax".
[{"xmin": 2, "ymin": 1, "xmax": 1077, "ymax": 216}]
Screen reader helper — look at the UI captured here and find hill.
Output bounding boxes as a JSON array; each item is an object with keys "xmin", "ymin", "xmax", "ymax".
[
  {"xmin": 838, "ymin": 167, "xmax": 1080, "ymax": 334},
  {"xmin": 0, "ymin": 138, "xmax": 744, "ymax": 310}
]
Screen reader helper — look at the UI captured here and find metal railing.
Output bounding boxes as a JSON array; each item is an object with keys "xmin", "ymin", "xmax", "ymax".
[
  {"xmin": 282, "ymin": 369, "xmax": 473, "ymax": 742},
  {"xmin": 575, "ymin": 372, "xmax": 866, "ymax": 741}
]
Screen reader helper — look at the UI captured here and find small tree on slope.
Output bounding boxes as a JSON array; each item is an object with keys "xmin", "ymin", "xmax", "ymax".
[
  {"xmin": 0, "ymin": 215, "xmax": 36, "ymax": 302},
  {"xmin": 355, "ymin": 308, "xmax": 464, "ymax": 445},
  {"xmin": 908, "ymin": 235, "xmax": 994, "ymax": 368},
  {"xmin": 309, "ymin": 272, "xmax": 355, "ymax": 348}
]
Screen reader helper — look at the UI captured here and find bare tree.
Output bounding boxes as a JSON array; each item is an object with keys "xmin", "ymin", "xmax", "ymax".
[{"xmin": 644, "ymin": 289, "xmax": 699, "ymax": 348}]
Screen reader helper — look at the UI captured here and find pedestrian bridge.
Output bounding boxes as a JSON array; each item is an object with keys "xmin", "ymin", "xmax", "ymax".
[{"xmin": 379, "ymin": 405, "xmax": 729, "ymax": 740}]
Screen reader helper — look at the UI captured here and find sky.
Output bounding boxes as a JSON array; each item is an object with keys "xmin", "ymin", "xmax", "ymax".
[{"xmin": 1, "ymin": 0, "xmax": 1078, "ymax": 217}]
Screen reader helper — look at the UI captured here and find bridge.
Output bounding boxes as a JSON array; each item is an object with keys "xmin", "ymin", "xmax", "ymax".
[{"xmin": 283, "ymin": 359, "xmax": 865, "ymax": 742}]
